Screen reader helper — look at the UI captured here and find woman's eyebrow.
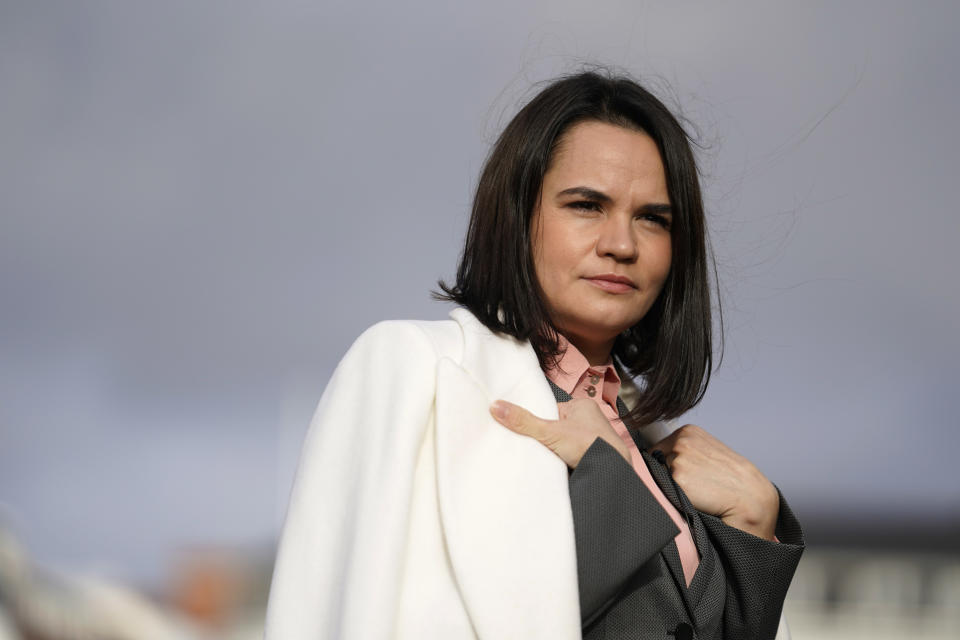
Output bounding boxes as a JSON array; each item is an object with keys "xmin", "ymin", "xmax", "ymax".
[
  {"xmin": 556, "ymin": 186, "xmax": 672, "ymax": 214},
  {"xmin": 556, "ymin": 186, "xmax": 611, "ymax": 202}
]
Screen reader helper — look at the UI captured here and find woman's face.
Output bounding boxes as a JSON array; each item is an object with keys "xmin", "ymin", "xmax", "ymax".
[{"xmin": 531, "ymin": 120, "xmax": 673, "ymax": 360}]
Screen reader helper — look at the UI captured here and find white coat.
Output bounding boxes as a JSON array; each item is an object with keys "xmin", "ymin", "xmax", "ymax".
[{"xmin": 263, "ymin": 307, "xmax": 791, "ymax": 639}]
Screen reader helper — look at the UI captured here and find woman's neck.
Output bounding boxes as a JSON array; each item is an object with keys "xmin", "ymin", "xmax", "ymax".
[{"xmin": 561, "ymin": 333, "xmax": 614, "ymax": 367}]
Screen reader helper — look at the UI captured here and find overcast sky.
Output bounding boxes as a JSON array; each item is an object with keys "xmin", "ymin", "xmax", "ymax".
[{"xmin": 2, "ymin": 1, "xmax": 958, "ymax": 587}]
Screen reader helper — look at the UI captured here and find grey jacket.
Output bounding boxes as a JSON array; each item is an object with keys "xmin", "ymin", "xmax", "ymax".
[{"xmin": 554, "ymin": 381, "xmax": 805, "ymax": 640}]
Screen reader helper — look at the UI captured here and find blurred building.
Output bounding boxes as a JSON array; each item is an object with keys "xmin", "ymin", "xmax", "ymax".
[
  {"xmin": 0, "ymin": 528, "xmax": 268, "ymax": 640},
  {"xmin": 786, "ymin": 547, "xmax": 960, "ymax": 639}
]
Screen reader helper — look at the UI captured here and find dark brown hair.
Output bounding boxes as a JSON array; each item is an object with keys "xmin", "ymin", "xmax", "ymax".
[{"xmin": 436, "ymin": 70, "xmax": 720, "ymax": 427}]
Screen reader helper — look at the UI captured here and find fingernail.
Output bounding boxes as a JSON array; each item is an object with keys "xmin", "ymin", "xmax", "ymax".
[{"xmin": 489, "ymin": 400, "xmax": 508, "ymax": 420}]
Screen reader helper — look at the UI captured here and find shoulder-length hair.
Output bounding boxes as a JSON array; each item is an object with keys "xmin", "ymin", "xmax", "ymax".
[{"xmin": 436, "ymin": 70, "xmax": 719, "ymax": 427}]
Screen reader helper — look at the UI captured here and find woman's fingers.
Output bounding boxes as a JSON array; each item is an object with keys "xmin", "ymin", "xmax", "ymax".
[
  {"xmin": 651, "ymin": 424, "xmax": 779, "ymax": 540},
  {"xmin": 490, "ymin": 399, "xmax": 580, "ymax": 466},
  {"xmin": 489, "ymin": 400, "xmax": 548, "ymax": 440},
  {"xmin": 489, "ymin": 398, "xmax": 629, "ymax": 468}
]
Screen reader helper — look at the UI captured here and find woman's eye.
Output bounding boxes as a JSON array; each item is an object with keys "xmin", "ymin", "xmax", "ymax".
[
  {"xmin": 569, "ymin": 201, "xmax": 601, "ymax": 212},
  {"xmin": 640, "ymin": 214, "xmax": 671, "ymax": 229}
]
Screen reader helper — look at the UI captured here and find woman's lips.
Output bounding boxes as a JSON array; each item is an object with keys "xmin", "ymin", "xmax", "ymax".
[{"xmin": 584, "ymin": 276, "xmax": 636, "ymax": 293}]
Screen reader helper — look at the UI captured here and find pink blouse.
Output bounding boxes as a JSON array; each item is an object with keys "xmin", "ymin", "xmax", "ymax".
[{"xmin": 546, "ymin": 336, "xmax": 700, "ymax": 587}]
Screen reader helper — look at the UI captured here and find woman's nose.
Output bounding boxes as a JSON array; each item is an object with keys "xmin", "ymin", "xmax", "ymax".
[{"xmin": 596, "ymin": 215, "xmax": 638, "ymax": 261}]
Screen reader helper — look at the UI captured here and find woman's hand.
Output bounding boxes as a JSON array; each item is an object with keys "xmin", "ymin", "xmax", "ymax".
[
  {"xmin": 489, "ymin": 399, "xmax": 630, "ymax": 469},
  {"xmin": 653, "ymin": 425, "xmax": 780, "ymax": 541}
]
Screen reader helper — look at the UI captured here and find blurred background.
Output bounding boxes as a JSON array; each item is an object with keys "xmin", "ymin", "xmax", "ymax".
[{"xmin": 1, "ymin": 1, "xmax": 958, "ymax": 638}]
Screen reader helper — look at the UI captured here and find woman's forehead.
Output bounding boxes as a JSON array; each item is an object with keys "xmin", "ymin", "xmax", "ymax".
[{"xmin": 544, "ymin": 121, "xmax": 666, "ymax": 195}]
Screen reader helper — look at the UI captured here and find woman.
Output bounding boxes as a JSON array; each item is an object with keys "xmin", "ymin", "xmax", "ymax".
[{"xmin": 265, "ymin": 71, "xmax": 804, "ymax": 640}]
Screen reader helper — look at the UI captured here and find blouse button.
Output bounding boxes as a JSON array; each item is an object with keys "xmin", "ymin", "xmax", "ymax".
[
  {"xmin": 586, "ymin": 385, "xmax": 597, "ymax": 397},
  {"xmin": 589, "ymin": 374, "xmax": 601, "ymax": 384}
]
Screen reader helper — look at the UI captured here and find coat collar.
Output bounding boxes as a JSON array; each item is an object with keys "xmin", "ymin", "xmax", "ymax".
[
  {"xmin": 432, "ymin": 308, "xmax": 581, "ymax": 639},
  {"xmin": 449, "ymin": 307, "xmax": 560, "ymax": 413}
]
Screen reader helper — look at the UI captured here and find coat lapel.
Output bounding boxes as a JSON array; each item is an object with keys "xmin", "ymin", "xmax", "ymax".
[
  {"xmin": 551, "ymin": 379, "xmax": 698, "ymax": 619},
  {"xmin": 624, "ymin": 403, "xmax": 728, "ymax": 627},
  {"xmin": 432, "ymin": 309, "xmax": 581, "ymax": 639},
  {"xmin": 639, "ymin": 449, "xmax": 697, "ymax": 610},
  {"xmin": 619, "ymin": 397, "xmax": 703, "ymax": 622}
]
